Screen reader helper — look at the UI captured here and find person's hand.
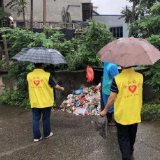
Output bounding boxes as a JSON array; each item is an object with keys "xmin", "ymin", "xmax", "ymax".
[
  {"xmin": 100, "ymin": 110, "xmax": 107, "ymax": 117},
  {"xmin": 61, "ymin": 87, "xmax": 64, "ymax": 91}
]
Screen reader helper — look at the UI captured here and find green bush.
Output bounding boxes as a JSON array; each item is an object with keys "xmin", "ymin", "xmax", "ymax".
[
  {"xmin": 46, "ymin": 28, "xmax": 73, "ymax": 57},
  {"xmin": 0, "ymin": 62, "xmax": 34, "ymax": 108},
  {"xmin": 0, "ymin": 8, "xmax": 10, "ymax": 23},
  {"xmin": 0, "ymin": 90, "xmax": 30, "ymax": 108},
  {"xmin": 0, "ymin": 27, "xmax": 69, "ymax": 108},
  {"xmin": 0, "ymin": 60, "xmax": 4, "ymax": 70},
  {"xmin": 65, "ymin": 52, "xmax": 86, "ymax": 71},
  {"xmin": 142, "ymin": 103, "xmax": 160, "ymax": 121},
  {"xmin": 0, "ymin": 27, "xmax": 54, "ymax": 58},
  {"xmin": 144, "ymin": 35, "xmax": 160, "ymax": 100},
  {"xmin": 65, "ymin": 21, "xmax": 115, "ymax": 70},
  {"xmin": 132, "ymin": 3, "xmax": 160, "ymax": 99},
  {"xmin": 0, "ymin": 21, "xmax": 114, "ymax": 108}
]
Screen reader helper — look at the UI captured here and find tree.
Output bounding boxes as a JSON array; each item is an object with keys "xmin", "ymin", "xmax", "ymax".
[
  {"xmin": 120, "ymin": 0, "xmax": 160, "ymax": 37},
  {"xmin": 0, "ymin": 8, "xmax": 10, "ymax": 27},
  {"xmin": 0, "ymin": 27, "xmax": 68, "ymax": 107},
  {"xmin": 65, "ymin": 21, "xmax": 115, "ymax": 70},
  {"xmin": 128, "ymin": 0, "xmax": 137, "ymax": 37},
  {"xmin": 132, "ymin": 3, "xmax": 160, "ymax": 37},
  {"xmin": 5, "ymin": 0, "xmax": 27, "ymax": 27},
  {"xmin": 131, "ymin": 3, "xmax": 160, "ymax": 100},
  {"xmin": 30, "ymin": 0, "xmax": 33, "ymax": 31},
  {"xmin": 120, "ymin": 1, "xmax": 160, "ymax": 102},
  {"xmin": 0, "ymin": 21, "xmax": 114, "ymax": 107},
  {"xmin": 0, "ymin": 8, "xmax": 10, "ymax": 64}
]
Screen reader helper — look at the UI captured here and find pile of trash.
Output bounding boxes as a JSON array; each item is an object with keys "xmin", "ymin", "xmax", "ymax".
[{"xmin": 60, "ymin": 84, "xmax": 101, "ymax": 116}]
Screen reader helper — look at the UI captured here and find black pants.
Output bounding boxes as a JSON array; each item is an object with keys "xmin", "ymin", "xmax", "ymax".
[
  {"xmin": 116, "ymin": 123, "xmax": 138, "ymax": 160},
  {"xmin": 106, "ymin": 112, "xmax": 113, "ymax": 123}
]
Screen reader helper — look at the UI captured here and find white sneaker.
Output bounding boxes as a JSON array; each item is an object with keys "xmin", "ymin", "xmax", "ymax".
[
  {"xmin": 44, "ymin": 132, "xmax": 53, "ymax": 139},
  {"xmin": 34, "ymin": 137, "xmax": 42, "ymax": 142}
]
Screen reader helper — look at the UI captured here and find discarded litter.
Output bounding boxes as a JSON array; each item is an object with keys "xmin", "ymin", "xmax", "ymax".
[
  {"xmin": 60, "ymin": 83, "xmax": 101, "ymax": 116},
  {"xmin": 74, "ymin": 89, "xmax": 83, "ymax": 95},
  {"xmin": 86, "ymin": 66, "xmax": 94, "ymax": 82}
]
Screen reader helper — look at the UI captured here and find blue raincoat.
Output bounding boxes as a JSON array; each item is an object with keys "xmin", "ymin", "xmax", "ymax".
[{"xmin": 102, "ymin": 62, "xmax": 119, "ymax": 113}]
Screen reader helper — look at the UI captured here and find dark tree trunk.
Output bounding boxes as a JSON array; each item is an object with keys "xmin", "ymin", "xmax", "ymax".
[
  {"xmin": 0, "ymin": 0, "xmax": 4, "ymax": 8},
  {"xmin": 30, "ymin": 0, "xmax": 33, "ymax": 31},
  {"xmin": 22, "ymin": 0, "xmax": 26, "ymax": 28},
  {"xmin": 0, "ymin": 46, "xmax": 3, "ymax": 60},
  {"xmin": 128, "ymin": 0, "xmax": 136, "ymax": 37},
  {"xmin": 43, "ymin": 0, "xmax": 46, "ymax": 33},
  {"xmin": 2, "ymin": 32, "xmax": 9, "ymax": 66}
]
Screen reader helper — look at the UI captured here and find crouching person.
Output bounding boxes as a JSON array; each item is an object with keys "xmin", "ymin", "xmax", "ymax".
[{"xmin": 27, "ymin": 63, "xmax": 64, "ymax": 142}]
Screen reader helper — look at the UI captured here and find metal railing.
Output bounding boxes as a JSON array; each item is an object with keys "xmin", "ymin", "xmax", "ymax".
[{"xmin": 25, "ymin": 21, "xmax": 88, "ymax": 32}]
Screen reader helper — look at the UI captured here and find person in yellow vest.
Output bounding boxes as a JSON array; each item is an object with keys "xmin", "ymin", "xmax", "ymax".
[
  {"xmin": 100, "ymin": 67, "xmax": 143, "ymax": 160},
  {"xmin": 27, "ymin": 63, "xmax": 64, "ymax": 142}
]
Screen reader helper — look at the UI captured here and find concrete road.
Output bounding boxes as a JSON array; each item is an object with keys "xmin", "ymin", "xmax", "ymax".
[{"xmin": 0, "ymin": 105, "xmax": 160, "ymax": 160}]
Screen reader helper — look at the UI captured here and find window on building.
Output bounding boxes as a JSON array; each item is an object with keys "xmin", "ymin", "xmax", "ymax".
[
  {"xmin": 82, "ymin": 3, "xmax": 92, "ymax": 21},
  {"xmin": 110, "ymin": 27, "xmax": 123, "ymax": 39},
  {"xmin": 0, "ymin": 0, "xmax": 3, "ymax": 8},
  {"xmin": 16, "ymin": 22, "xmax": 24, "ymax": 28}
]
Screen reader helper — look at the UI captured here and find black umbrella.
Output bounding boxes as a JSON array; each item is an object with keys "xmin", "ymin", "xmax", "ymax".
[{"xmin": 12, "ymin": 47, "xmax": 67, "ymax": 65}]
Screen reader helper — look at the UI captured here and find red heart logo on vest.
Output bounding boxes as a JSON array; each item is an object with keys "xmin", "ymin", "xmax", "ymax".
[
  {"xmin": 34, "ymin": 80, "xmax": 40, "ymax": 86},
  {"xmin": 128, "ymin": 85, "xmax": 137, "ymax": 93}
]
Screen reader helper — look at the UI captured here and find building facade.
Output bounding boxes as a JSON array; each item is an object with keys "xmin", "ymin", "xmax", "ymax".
[
  {"xmin": 93, "ymin": 15, "xmax": 129, "ymax": 38},
  {"xmin": 4, "ymin": 0, "xmax": 92, "ymax": 27}
]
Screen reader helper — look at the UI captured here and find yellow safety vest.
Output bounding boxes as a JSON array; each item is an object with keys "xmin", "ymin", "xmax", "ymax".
[
  {"xmin": 114, "ymin": 68, "xmax": 143, "ymax": 125},
  {"xmin": 27, "ymin": 69, "xmax": 54, "ymax": 108}
]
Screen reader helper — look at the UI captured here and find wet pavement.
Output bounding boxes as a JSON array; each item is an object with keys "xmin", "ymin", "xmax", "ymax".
[{"xmin": 0, "ymin": 104, "xmax": 160, "ymax": 160}]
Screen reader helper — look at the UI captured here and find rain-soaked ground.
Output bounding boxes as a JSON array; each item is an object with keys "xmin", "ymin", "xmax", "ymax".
[{"xmin": 0, "ymin": 104, "xmax": 160, "ymax": 160}]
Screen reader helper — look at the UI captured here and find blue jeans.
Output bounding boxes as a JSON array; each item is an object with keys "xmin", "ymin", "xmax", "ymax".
[{"xmin": 32, "ymin": 107, "xmax": 51, "ymax": 139}]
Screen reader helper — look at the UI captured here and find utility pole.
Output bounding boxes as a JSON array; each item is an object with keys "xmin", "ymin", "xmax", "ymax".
[
  {"xmin": 90, "ymin": 0, "xmax": 92, "ymax": 20},
  {"xmin": 30, "ymin": 0, "xmax": 33, "ymax": 31},
  {"xmin": 43, "ymin": 0, "xmax": 46, "ymax": 33}
]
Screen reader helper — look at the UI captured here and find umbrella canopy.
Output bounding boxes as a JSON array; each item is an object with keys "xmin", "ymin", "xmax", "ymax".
[
  {"xmin": 12, "ymin": 47, "xmax": 67, "ymax": 65},
  {"xmin": 98, "ymin": 37, "xmax": 160, "ymax": 67}
]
